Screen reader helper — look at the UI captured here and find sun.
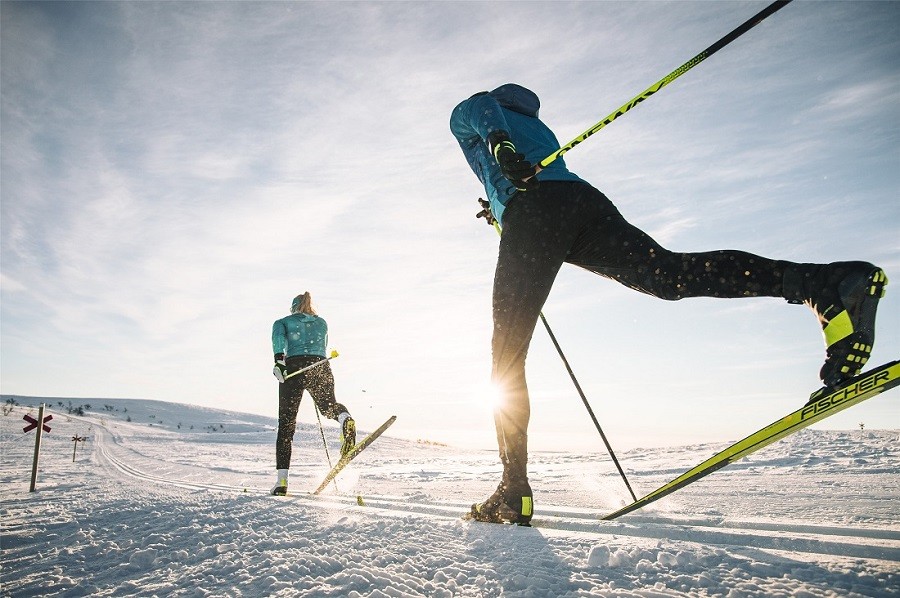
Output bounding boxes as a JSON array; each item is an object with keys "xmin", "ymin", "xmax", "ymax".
[{"xmin": 467, "ymin": 381, "xmax": 503, "ymax": 417}]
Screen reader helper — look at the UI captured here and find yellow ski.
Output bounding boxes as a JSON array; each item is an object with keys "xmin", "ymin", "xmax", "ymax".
[
  {"xmin": 603, "ymin": 360, "xmax": 899, "ymax": 520},
  {"xmin": 312, "ymin": 415, "xmax": 396, "ymax": 495}
]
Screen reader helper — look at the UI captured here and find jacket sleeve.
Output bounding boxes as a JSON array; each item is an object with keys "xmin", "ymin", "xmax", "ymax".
[
  {"xmin": 319, "ymin": 318, "xmax": 329, "ymax": 353},
  {"xmin": 450, "ymin": 94, "xmax": 514, "ymax": 189},
  {"xmin": 271, "ymin": 320, "xmax": 287, "ymax": 357},
  {"xmin": 450, "ymin": 93, "xmax": 511, "ymax": 149}
]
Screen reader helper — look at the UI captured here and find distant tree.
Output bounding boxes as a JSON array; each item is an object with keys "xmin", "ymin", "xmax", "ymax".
[{"xmin": 2, "ymin": 398, "xmax": 18, "ymax": 416}]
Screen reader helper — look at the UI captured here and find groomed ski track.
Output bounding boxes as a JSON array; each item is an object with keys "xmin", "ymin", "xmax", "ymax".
[{"xmin": 91, "ymin": 420, "xmax": 900, "ymax": 565}]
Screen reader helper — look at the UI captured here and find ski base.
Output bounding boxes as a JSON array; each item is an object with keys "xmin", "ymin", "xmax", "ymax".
[
  {"xmin": 461, "ymin": 513, "xmax": 532, "ymax": 527},
  {"xmin": 603, "ymin": 360, "xmax": 899, "ymax": 520}
]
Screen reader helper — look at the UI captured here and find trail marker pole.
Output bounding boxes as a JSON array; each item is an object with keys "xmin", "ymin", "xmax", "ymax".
[
  {"xmin": 72, "ymin": 435, "xmax": 88, "ymax": 462},
  {"xmin": 26, "ymin": 404, "xmax": 52, "ymax": 492}
]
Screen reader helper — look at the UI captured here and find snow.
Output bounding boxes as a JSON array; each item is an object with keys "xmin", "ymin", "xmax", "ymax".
[{"xmin": 2, "ymin": 396, "xmax": 898, "ymax": 597}]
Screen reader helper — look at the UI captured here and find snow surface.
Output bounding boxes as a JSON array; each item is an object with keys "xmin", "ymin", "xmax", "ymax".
[{"xmin": 2, "ymin": 396, "xmax": 898, "ymax": 597}]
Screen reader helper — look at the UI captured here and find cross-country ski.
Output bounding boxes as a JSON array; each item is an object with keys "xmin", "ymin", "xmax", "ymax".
[
  {"xmin": 313, "ymin": 415, "xmax": 397, "ymax": 494},
  {"xmin": 604, "ymin": 360, "xmax": 899, "ymax": 520}
]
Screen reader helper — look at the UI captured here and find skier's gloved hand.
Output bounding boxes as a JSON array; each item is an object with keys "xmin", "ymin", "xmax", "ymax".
[
  {"xmin": 487, "ymin": 131, "xmax": 536, "ymax": 191},
  {"xmin": 476, "ymin": 198, "xmax": 496, "ymax": 226},
  {"xmin": 273, "ymin": 354, "xmax": 287, "ymax": 383}
]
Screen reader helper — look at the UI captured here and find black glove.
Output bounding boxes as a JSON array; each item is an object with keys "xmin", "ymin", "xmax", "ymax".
[
  {"xmin": 487, "ymin": 131, "xmax": 536, "ymax": 191},
  {"xmin": 475, "ymin": 198, "xmax": 496, "ymax": 226},
  {"xmin": 273, "ymin": 353, "xmax": 287, "ymax": 383}
]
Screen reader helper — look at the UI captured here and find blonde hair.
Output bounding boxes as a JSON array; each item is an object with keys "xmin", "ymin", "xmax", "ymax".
[{"xmin": 290, "ymin": 292, "xmax": 317, "ymax": 315}]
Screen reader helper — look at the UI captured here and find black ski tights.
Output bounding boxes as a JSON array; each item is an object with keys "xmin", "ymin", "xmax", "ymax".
[
  {"xmin": 491, "ymin": 181, "xmax": 791, "ymax": 482},
  {"xmin": 276, "ymin": 356, "xmax": 349, "ymax": 470}
]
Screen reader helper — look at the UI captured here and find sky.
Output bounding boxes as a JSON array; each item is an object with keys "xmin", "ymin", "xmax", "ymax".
[{"xmin": 2, "ymin": 0, "xmax": 898, "ymax": 452}]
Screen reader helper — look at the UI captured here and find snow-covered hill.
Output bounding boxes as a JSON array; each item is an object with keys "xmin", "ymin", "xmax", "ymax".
[{"xmin": 2, "ymin": 395, "xmax": 898, "ymax": 597}]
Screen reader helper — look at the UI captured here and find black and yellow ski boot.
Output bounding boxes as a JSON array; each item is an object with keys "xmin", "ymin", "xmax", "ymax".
[
  {"xmin": 340, "ymin": 415, "xmax": 356, "ymax": 457},
  {"xmin": 468, "ymin": 480, "xmax": 533, "ymax": 526},
  {"xmin": 785, "ymin": 261, "xmax": 887, "ymax": 389}
]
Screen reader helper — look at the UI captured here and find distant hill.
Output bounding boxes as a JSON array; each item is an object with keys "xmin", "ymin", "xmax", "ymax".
[{"xmin": 2, "ymin": 394, "xmax": 280, "ymax": 435}]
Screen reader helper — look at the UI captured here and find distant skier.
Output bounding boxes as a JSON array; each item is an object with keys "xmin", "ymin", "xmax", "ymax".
[
  {"xmin": 270, "ymin": 292, "xmax": 355, "ymax": 495},
  {"xmin": 450, "ymin": 83, "xmax": 887, "ymax": 525}
]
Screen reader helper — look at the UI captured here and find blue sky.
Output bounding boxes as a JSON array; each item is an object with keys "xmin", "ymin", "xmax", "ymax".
[{"xmin": 2, "ymin": 1, "xmax": 898, "ymax": 452}]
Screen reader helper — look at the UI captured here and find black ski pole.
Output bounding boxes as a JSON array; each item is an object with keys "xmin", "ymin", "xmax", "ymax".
[
  {"xmin": 313, "ymin": 403, "xmax": 339, "ymax": 493},
  {"xmin": 540, "ymin": 0, "xmax": 793, "ymax": 169},
  {"xmin": 539, "ymin": 314, "xmax": 638, "ymax": 502}
]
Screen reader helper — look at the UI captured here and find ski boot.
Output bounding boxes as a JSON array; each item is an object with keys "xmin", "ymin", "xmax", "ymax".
[
  {"xmin": 785, "ymin": 261, "xmax": 887, "ymax": 389},
  {"xmin": 339, "ymin": 414, "xmax": 356, "ymax": 457},
  {"xmin": 468, "ymin": 479, "xmax": 533, "ymax": 526},
  {"xmin": 271, "ymin": 468, "xmax": 288, "ymax": 496}
]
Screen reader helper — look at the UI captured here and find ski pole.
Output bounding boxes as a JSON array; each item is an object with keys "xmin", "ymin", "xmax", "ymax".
[
  {"xmin": 539, "ymin": 0, "xmax": 793, "ymax": 169},
  {"xmin": 490, "ymin": 221, "xmax": 637, "ymax": 501},
  {"xmin": 538, "ymin": 313, "xmax": 637, "ymax": 502},
  {"xmin": 313, "ymin": 403, "xmax": 339, "ymax": 493},
  {"xmin": 283, "ymin": 349, "xmax": 340, "ymax": 381}
]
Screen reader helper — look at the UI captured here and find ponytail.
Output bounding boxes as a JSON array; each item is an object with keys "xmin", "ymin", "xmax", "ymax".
[{"xmin": 290, "ymin": 292, "xmax": 317, "ymax": 315}]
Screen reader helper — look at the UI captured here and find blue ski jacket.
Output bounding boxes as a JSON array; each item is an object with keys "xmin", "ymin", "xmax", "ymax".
[
  {"xmin": 272, "ymin": 313, "xmax": 328, "ymax": 358},
  {"xmin": 450, "ymin": 83, "xmax": 586, "ymax": 225}
]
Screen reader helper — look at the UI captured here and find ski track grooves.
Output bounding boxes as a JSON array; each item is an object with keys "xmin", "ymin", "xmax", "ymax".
[{"xmin": 93, "ymin": 423, "xmax": 900, "ymax": 563}]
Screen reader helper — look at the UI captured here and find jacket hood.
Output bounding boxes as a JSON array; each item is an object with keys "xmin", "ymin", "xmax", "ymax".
[{"xmin": 489, "ymin": 84, "xmax": 540, "ymax": 118}]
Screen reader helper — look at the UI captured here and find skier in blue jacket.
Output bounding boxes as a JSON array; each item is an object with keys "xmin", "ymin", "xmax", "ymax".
[
  {"xmin": 270, "ymin": 292, "xmax": 355, "ymax": 495},
  {"xmin": 450, "ymin": 83, "xmax": 887, "ymax": 525}
]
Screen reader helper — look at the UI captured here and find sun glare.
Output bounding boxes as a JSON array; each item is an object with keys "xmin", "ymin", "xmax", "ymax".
[{"xmin": 469, "ymin": 382, "xmax": 504, "ymax": 417}]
